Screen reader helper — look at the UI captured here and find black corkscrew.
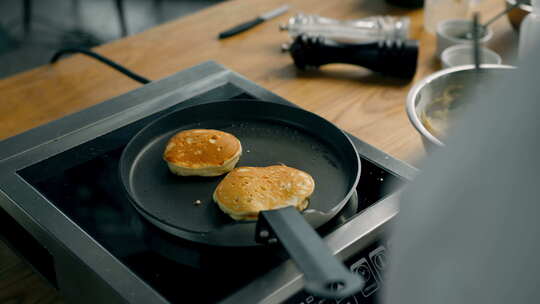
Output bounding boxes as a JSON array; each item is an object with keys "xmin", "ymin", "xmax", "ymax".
[{"xmin": 283, "ymin": 35, "xmax": 419, "ymax": 79}]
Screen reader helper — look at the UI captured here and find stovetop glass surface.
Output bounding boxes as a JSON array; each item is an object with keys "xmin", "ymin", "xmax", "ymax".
[{"xmin": 18, "ymin": 84, "xmax": 400, "ymax": 303}]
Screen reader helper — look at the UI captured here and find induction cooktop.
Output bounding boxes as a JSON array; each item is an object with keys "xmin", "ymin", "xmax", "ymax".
[{"xmin": 0, "ymin": 61, "xmax": 416, "ymax": 304}]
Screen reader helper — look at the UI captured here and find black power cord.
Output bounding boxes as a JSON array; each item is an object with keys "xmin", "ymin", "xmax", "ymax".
[{"xmin": 50, "ymin": 48, "xmax": 151, "ymax": 84}]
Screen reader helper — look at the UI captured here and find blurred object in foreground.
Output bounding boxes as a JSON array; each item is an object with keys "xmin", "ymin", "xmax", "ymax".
[
  {"xmin": 385, "ymin": 41, "xmax": 540, "ymax": 304},
  {"xmin": 280, "ymin": 13, "xmax": 410, "ymax": 44},
  {"xmin": 518, "ymin": 0, "xmax": 540, "ymax": 59}
]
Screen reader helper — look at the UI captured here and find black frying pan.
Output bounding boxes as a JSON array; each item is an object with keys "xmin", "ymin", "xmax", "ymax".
[{"xmin": 119, "ymin": 100, "xmax": 363, "ymax": 298}]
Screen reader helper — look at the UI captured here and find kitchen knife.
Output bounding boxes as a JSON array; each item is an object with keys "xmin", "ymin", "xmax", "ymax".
[{"xmin": 218, "ymin": 5, "xmax": 289, "ymax": 39}]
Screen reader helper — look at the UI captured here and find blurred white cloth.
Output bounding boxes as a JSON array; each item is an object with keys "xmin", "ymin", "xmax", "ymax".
[{"xmin": 384, "ymin": 41, "xmax": 540, "ymax": 304}]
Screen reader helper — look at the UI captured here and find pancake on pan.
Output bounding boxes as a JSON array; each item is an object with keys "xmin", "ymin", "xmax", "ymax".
[
  {"xmin": 163, "ymin": 129, "xmax": 242, "ymax": 177},
  {"xmin": 213, "ymin": 165, "xmax": 315, "ymax": 220}
]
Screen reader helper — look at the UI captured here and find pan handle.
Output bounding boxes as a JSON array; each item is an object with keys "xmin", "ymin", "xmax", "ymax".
[{"xmin": 256, "ymin": 206, "xmax": 364, "ymax": 299}]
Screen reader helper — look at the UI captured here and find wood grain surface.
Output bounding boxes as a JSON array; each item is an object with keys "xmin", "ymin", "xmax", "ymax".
[
  {"xmin": 0, "ymin": 239, "xmax": 63, "ymax": 304},
  {"xmin": 0, "ymin": 0, "xmax": 517, "ymax": 302}
]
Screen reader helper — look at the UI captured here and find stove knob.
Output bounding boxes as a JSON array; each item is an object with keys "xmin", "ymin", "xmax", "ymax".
[
  {"xmin": 355, "ymin": 264, "xmax": 372, "ymax": 281},
  {"xmin": 369, "ymin": 246, "xmax": 387, "ymax": 281},
  {"xmin": 350, "ymin": 257, "xmax": 379, "ymax": 297},
  {"xmin": 374, "ymin": 252, "xmax": 386, "ymax": 269}
]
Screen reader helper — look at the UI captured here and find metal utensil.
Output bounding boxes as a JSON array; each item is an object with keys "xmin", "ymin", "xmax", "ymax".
[
  {"xmin": 460, "ymin": 0, "xmax": 524, "ymax": 39},
  {"xmin": 218, "ymin": 5, "xmax": 289, "ymax": 39},
  {"xmin": 472, "ymin": 13, "xmax": 481, "ymax": 71}
]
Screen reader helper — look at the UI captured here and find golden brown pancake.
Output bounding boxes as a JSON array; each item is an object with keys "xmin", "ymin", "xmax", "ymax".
[
  {"xmin": 213, "ymin": 165, "xmax": 315, "ymax": 220},
  {"xmin": 163, "ymin": 129, "xmax": 242, "ymax": 176}
]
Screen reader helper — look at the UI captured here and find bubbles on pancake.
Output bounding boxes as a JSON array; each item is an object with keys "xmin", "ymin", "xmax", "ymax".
[
  {"xmin": 213, "ymin": 165, "xmax": 315, "ymax": 220},
  {"xmin": 279, "ymin": 182, "xmax": 292, "ymax": 190},
  {"xmin": 163, "ymin": 129, "xmax": 241, "ymax": 176}
]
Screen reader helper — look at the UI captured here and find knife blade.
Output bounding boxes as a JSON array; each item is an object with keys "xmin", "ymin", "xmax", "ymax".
[{"xmin": 218, "ymin": 5, "xmax": 289, "ymax": 39}]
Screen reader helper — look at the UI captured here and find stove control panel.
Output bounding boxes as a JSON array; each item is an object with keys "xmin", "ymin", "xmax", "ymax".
[{"xmin": 285, "ymin": 242, "xmax": 388, "ymax": 304}]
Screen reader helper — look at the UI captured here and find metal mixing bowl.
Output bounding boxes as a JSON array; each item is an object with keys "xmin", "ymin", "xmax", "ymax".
[
  {"xmin": 406, "ymin": 64, "xmax": 515, "ymax": 150},
  {"xmin": 506, "ymin": 0, "xmax": 532, "ymax": 30}
]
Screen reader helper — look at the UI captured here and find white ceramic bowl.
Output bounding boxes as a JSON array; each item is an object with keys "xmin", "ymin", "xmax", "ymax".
[
  {"xmin": 436, "ymin": 19, "xmax": 493, "ymax": 58},
  {"xmin": 441, "ymin": 44, "xmax": 502, "ymax": 69}
]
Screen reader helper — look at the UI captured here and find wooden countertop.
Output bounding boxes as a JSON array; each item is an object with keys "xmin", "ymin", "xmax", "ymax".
[{"xmin": 0, "ymin": 0, "xmax": 517, "ymax": 302}]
